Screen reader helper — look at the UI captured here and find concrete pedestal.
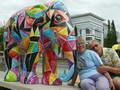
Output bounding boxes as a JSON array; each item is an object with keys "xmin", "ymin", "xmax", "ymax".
[{"xmin": 0, "ymin": 71, "xmax": 80, "ymax": 90}]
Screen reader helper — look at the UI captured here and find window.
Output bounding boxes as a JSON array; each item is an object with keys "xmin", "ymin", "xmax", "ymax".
[
  {"xmin": 86, "ymin": 28, "xmax": 91, "ymax": 34},
  {"xmin": 86, "ymin": 37, "xmax": 92, "ymax": 41},
  {"xmin": 95, "ymin": 29, "xmax": 101, "ymax": 37},
  {"xmin": 79, "ymin": 29, "xmax": 82, "ymax": 35}
]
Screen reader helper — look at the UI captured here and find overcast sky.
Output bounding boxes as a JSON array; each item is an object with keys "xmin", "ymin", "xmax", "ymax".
[{"xmin": 0, "ymin": 0, "xmax": 120, "ymax": 32}]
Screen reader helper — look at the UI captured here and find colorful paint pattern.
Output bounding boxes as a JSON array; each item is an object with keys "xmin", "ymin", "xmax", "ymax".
[{"xmin": 3, "ymin": 1, "xmax": 76, "ymax": 85}]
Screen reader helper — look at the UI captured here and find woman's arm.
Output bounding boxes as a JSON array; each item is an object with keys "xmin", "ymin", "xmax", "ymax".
[
  {"xmin": 103, "ymin": 72, "xmax": 115, "ymax": 90},
  {"xmin": 68, "ymin": 72, "xmax": 78, "ymax": 86}
]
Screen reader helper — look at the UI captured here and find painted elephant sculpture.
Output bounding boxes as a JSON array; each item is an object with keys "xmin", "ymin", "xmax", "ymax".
[{"xmin": 3, "ymin": 1, "xmax": 76, "ymax": 85}]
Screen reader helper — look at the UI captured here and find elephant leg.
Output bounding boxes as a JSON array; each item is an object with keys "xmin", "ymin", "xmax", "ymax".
[
  {"xmin": 21, "ymin": 52, "xmax": 41, "ymax": 84},
  {"xmin": 4, "ymin": 49, "xmax": 12, "ymax": 80},
  {"xmin": 20, "ymin": 53, "xmax": 35, "ymax": 83},
  {"xmin": 19, "ymin": 54, "xmax": 28, "ymax": 83},
  {"xmin": 42, "ymin": 49, "xmax": 62, "ymax": 85},
  {"xmin": 4, "ymin": 47, "xmax": 20, "ymax": 82},
  {"xmin": 4, "ymin": 49, "xmax": 12, "ymax": 70}
]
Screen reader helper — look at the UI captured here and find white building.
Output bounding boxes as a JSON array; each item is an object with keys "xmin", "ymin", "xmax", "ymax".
[
  {"xmin": 103, "ymin": 23, "xmax": 108, "ymax": 39},
  {"xmin": 71, "ymin": 12, "xmax": 107, "ymax": 46},
  {"xmin": 116, "ymin": 31, "xmax": 120, "ymax": 43}
]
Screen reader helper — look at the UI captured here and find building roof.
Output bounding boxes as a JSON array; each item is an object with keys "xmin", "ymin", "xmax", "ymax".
[
  {"xmin": 103, "ymin": 22, "xmax": 108, "ymax": 26},
  {"xmin": 71, "ymin": 12, "xmax": 105, "ymax": 21}
]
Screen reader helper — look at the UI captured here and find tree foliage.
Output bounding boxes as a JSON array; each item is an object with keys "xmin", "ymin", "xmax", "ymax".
[
  {"xmin": 0, "ymin": 26, "xmax": 5, "ymax": 51},
  {"xmin": 104, "ymin": 20, "xmax": 118, "ymax": 48}
]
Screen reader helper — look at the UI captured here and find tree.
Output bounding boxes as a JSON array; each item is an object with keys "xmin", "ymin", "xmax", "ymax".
[
  {"xmin": 0, "ymin": 26, "xmax": 5, "ymax": 51},
  {"xmin": 111, "ymin": 20, "xmax": 118, "ymax": 45},
  {"xmin": 104, "ymin": 20, "xmax": 111, "ymax": 47},
  {"xmin": 104, "ymin": 20, "xmax": 118, "ymax": 48}
]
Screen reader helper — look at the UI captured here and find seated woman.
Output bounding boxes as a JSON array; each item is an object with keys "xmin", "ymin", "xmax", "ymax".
[{"xmin": 68, "ymin": 36, "xmax": 114, "ymax": 90}]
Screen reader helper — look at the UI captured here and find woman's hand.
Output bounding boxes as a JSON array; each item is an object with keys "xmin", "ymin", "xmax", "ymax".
[
  {"xmin": 109, "ymin": 79, "xmax": 115, "ymax": 90},
  {"xmin": 103, "ymin": 72, "xmax": 115, "ymax": 90},
  {"xmin": 67, "ymin": 82, "xmax": 75, "ymax": 86}
]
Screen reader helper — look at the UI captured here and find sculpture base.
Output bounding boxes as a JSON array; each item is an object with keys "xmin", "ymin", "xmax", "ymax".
[{"xmin": 0, "ymin": 71, "xmax": 80, "ymax": 90}]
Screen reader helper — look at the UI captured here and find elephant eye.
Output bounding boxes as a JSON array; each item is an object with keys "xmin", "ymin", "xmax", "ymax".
[
  {"xmin": 55, "ymin": 15, "xmax": 62, "ymax": 22},
  {"xmin": 54, "ymin": 14, "xmax": 64, "ymax": 24}
]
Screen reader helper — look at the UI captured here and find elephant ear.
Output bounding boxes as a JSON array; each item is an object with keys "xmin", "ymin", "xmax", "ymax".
[{"xmin": 26, "ymin": 3, "xmax": 48, "ymax": 18}]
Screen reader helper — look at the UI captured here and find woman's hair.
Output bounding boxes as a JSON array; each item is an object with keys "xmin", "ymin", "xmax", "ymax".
[{"xmin": 76, "ymin": 36, "xmax": 85, "ymax": 44}]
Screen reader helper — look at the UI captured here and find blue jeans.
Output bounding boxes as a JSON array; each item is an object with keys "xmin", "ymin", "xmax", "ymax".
[{"xmin": 80, "ymin": 74, "xmax": 110, "ymax": 90}]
